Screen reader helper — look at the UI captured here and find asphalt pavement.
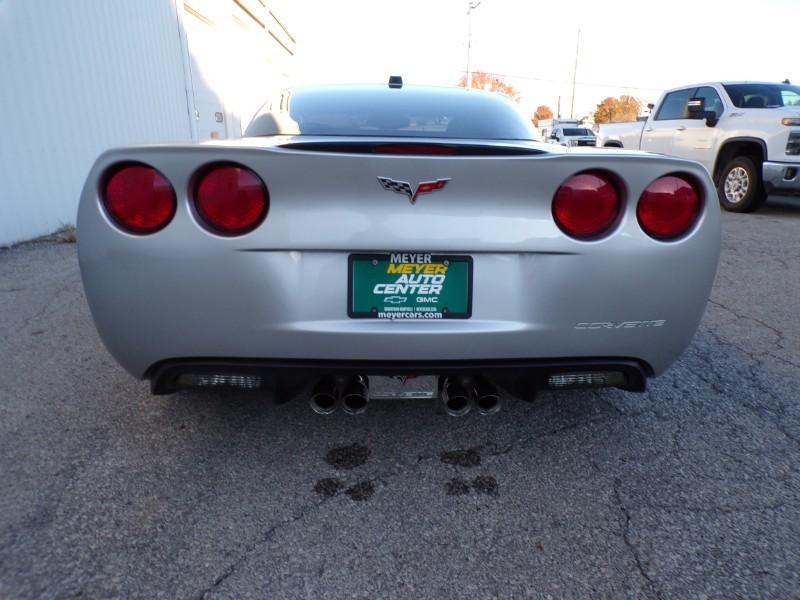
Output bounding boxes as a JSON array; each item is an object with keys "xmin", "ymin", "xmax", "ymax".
[{"xmin": 1, "ymin": 198, "xmax": 799, "ymax": 599}]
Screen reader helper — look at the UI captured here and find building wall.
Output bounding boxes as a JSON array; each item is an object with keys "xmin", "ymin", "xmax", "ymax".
[
  {"xmin": 0, "ymin": 0, "xmax": 294, "ymax": 246},
  {"xmin": 182, "ymin": 0, "xmax": 295, "ymax": 140},
  {"xmin": 0, "ymin": 0, "xmax": 192, "ymax": 245}
]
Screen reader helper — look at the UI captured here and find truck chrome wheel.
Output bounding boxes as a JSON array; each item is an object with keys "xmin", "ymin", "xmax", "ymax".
[
  {"xmin": 724, "ymin": 166, "xmax": 749, "ymax": 204},
  {"xmin": 717, "ymin": 156, "xmax": 766, "ymax": 213}
]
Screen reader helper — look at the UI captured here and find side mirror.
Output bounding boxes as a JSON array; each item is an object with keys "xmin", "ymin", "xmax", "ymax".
[
  {"xmin": 704, "ymin": 110, "xmax": 719, "ymax": 128},
  {"xmin": 550, "ymin": 133, "xmax": 558, "ymax": 139},
  {"xmin": 687, "ymin": 97, "xmax": 706, "ymax": 119},
  {"xmin": 647, "ymin": 102, "xmax": 655, "ymax": 111}
]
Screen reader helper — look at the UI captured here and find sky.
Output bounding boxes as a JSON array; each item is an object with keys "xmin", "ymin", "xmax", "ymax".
[{"xmin": 275, "ymin": 0, "xmax": 799, "ymax": 119}]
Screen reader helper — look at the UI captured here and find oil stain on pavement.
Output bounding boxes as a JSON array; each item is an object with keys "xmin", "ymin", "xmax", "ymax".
[
  {"xmin": 441, "ymin": 447, "xmax": 498, "ymax": 496},
  {"xmin": 324, "ymin": 443, "xmax": 371, "ymax": 470},
  {"xmin": 439, "ymin": 447, "xmax": 481, "ymax": 467},
  {"xmin": 445, "ymin": 478, "xmax": 471, "ymax": 496},
  {"xmin": 313, "ymin": 478, "xmax": 344, "ymax": 498},
  {"xmin": 314, "ymin": 444, "xmax": 374, "ymax": 501},
  {"xmin": 471, "ymin": 475, "xmax": 498, "ymax": 496},
  {"xmin": 344, "ymin": 481, "xmax": 374, "ymax": 501}
]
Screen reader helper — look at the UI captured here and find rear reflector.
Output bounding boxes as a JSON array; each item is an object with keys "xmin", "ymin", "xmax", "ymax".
[
  {"xmin": 547, "ymin": 371, "xmax": 626, "ymax": 389},
  {"xmin": 637, "ymin": 175, "xmax": 701, "ymax": 240},
  {"xmin": 102, "ymin": 164, "xmax": 176, "ymax": 234},
  {"xmin": 195, "ymin": 164, "xmax": 268, "ymax": 235},
  {"xmin": 176, "ymin": 373, "xmax": 262, "ymax": 389},
  {"xmin": 552, "ymin": 172, "xmax": 621, "ymax": 239}
]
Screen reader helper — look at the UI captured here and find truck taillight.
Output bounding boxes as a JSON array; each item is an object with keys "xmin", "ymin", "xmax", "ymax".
[
  {"xmin": 102, "ymin": 164, "xmax": 176, "ymax": 234},
  {"xmin": 552, "ymin": 172, "xmax": 621, "ymax": 239},
  {"xmin": 194, "ymin": 163, "xmax": 269, "ymax": 236},
  {"xmin": 637, "ymin": 175, "xmax": 702, "ymax": 240}
]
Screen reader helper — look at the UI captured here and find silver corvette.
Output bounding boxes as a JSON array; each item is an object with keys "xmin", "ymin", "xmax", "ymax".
[{"xmin": 78, "ymin": 81, "xmax": 721, "ymax": 416}]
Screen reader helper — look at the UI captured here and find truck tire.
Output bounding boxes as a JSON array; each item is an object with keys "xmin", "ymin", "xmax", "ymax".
[{"xmin": 717, "ymin": 156, "xmax": 766, "ymax": 213}]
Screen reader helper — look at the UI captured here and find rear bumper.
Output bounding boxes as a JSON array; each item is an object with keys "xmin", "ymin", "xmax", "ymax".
[
  {"xmin": 763, "ymin": 161, "xmax": 800, "ymax": 194},
  {"xmin": 148, "ymin": 357, "xmax": 650, "ymax": 395},
  {"xmin": 79, "ymin": 249, "xmax": 715, "ymax": 380}
]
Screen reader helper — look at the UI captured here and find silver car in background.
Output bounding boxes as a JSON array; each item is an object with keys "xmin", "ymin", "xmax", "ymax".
[{"xmin": 78, "ymin": 81, "xmax": 721, "ymax": 416}]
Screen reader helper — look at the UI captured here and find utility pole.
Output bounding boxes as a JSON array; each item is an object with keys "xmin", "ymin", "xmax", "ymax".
[
  {"xmin": 466, "ymin": 1, "xmax": 481, "ymax": 89},
  {"xmin": 570, "ymin": 28, "xmax": 580, "ymax": 119}
]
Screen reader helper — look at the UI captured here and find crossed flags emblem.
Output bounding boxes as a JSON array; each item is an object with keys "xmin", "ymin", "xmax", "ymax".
[{"xmin": 377, "ymin": 177, "xmax": 450, "ymax": 204}]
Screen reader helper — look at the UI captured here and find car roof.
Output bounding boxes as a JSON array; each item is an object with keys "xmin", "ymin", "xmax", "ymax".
[
  {"xmin": 282, "ymin": 83, "xmax": 516, "ymax": 102},
  {"xmin": 663, "ymin": 81, "xmax": 792, "ymax": 93}
]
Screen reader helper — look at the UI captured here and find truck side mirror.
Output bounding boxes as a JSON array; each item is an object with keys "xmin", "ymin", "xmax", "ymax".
[
  {"xmin": 687, "ymin": 97, "xmax": 707, "ymax": 119},
  {"xmin": 704, "ymin": 110, "xmax": 719, "ymax": 128}
]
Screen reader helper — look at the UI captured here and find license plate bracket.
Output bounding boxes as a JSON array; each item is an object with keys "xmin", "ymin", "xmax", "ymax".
[
  {"xmin": 348, "ymin": 253, "xmax": 472, "ymax": 319},
  {"xmin": 369, "ymin": 375, "xmax": 439, "ymax": 399}
]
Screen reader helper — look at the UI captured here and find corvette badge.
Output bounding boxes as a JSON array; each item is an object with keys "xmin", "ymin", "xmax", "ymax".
[{"xmin": 377, "ymin": 177, "xmax": 450, "ymax": 204}]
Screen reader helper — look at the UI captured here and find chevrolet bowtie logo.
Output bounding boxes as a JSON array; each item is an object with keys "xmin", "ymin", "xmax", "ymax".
[{"xmin": 377, "ymin": 177, "xmax": 451, "ymax": 204}]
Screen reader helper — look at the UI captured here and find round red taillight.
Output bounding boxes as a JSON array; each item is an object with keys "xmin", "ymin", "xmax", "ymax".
[
  {"xmin": 552, "ymin": 172, "xmax": 621, "ymax": 239},
  {"xmin": 194, "ymin": 164, "xmax": 268, "ymax": 235},
  {"xmin": 637, "ymin": 175, "xmax": 701, "ymax": 240},
  {"xmin": 103, "ymin": 164, "xmax": 176, "ymax": 234}
]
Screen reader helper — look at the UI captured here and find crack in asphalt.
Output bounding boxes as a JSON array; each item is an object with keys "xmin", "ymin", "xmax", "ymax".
[
  {"xmin": 17, "ymin": 280, "xmax": 78, "ymax": 333},
  {"xmin": 707, "ymin": 298, "xmax": 800, "ymax": 370},
  {"xmin": 196, "ymin": 496, "xmax": 334, "ymax": 599},
  {"xmin": 612, "ymin": 483, "xmax": 664, "ymax": 600},
  {"xmin": 585, "ymin": 359, "xmax": 796, "ymax": 600},
  {"xmin": 708, "ymin": 299, "xmax": 784, "ymax": 344},
  {"xmin": 692, "ymin": 322, "xmax": 800, "ymax": 450}
]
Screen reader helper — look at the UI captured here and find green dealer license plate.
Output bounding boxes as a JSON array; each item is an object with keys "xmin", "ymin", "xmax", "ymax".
[{"xmin": 349, "ymin": 253, "xmax": 472, "ymax": 319}]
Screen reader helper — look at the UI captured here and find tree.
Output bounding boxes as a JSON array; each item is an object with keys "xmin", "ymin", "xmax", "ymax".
[
  {"xmin": 594, "ymin": 95, "xmax": 643, "ymax": 124},
  {"xmin": 457, "ymin": 71, "xmax": 520, "ymax": 101},
  {"xmin": 532, "ymin": 105, "xmax": 554, "ymax": 126}
]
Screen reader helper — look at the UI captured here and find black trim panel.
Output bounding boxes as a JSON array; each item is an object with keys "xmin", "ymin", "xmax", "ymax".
[
  {"xmin": 148, "ymin": 357, "xmax": 650, "ymax": 395},
  {"xmin": 277, "ymin": 141, "xmax": 547, "ymax": 156}
]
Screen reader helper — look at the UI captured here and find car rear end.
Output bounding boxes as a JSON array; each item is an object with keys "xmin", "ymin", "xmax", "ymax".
[{"xmin": 78, "ymin": 138, "xmax": 720, "ymax": 405}]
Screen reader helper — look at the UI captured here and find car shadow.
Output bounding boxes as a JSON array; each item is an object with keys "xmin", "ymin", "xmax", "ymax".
[
  {"xmin": 160, "ymin": 382, "xmax": 624, "ymax": 428},
  {"xmin": 152, "ymin": 382, "xmax": 638, "ymax": 474}
]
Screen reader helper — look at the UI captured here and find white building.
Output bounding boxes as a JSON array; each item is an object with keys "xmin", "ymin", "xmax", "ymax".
[{"xmin": 0, "ymin": 0, "xmax": 295, "ymax": 246}]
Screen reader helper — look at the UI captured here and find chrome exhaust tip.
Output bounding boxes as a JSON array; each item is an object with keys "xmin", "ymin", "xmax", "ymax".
[
  {"xmin": 310, "ymin": 378, "xmax": 338, "ymax": 415},
  {"xmin": 442, "ymin": 377, "xmax": 473, "ymax": 417},
  {"xmin": 474, "ymin": 377, "xmax": 501, "ymax": 415},
  {"xmin": 341, "ymin": 376, "xmax": 369, "ymax": 415}
]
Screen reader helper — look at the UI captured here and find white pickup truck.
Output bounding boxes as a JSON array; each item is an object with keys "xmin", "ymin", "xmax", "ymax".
[
  {"xmin": 548, "ymin": 126, "xmax": 597, "ymax": 147},
  {"xmin": 596, "ymin": 81, "xmax": 800, "ymax": 212}
]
